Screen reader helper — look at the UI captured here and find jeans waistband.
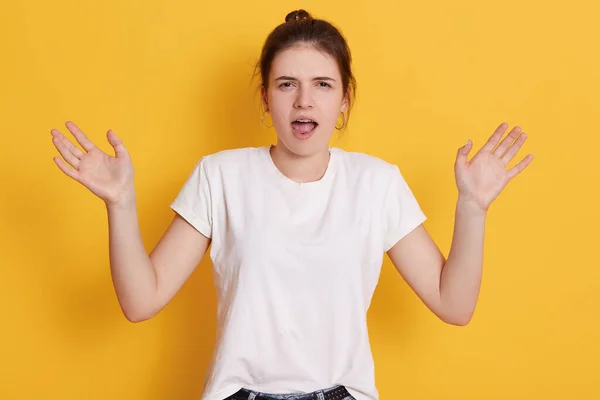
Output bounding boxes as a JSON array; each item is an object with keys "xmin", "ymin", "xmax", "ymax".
[{"xmin": 229, "ymin": 384, "xmax": 351, "ymax": 400}]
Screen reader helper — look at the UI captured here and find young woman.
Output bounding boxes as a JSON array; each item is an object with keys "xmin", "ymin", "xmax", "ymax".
[{"xmin": 50, "ymin": 9, "xmax": 533, "ymax": 400}]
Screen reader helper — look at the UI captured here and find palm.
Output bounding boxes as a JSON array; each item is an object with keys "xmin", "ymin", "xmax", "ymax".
[
  {"xmin": 77, "ymin": 148, "xmax": 133, "ymax": 201},
  {"xmin": 51, "ymin": 121, "xmax": 134, "ymax": 205},
  {"xmin": 454, "ymin": 122, "xmax": 534, "ymax": 212}
]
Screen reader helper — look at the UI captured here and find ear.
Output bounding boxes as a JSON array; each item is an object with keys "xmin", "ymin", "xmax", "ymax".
[
  {"xmin": 341, "ymin": 87, "xmax": 350, "ymax": 112},
  {"xmin": 261, "ymin": 86, "xmax": 269, "ymax": 112}
]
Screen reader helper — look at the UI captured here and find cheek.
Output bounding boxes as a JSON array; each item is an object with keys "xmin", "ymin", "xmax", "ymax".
[
  {"xmin": 269, "ymin": 96, "xmax": 294, "ymax": 124},
  {"xmin": 320, "ymin": 101, "xmax": 343, "ymax": 124},
  {"xmin": 268, "ymin": 91, "xmax": 288, "ymax": 110}
]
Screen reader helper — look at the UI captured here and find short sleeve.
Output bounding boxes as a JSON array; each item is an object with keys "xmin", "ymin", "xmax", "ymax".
[
  {"xmin": 382, "ymin": 165, "xmax": 427, "ymax": 252},
  {"xmin": 169, "ymin": 157, "xmax": 212, "ymax": 238}
]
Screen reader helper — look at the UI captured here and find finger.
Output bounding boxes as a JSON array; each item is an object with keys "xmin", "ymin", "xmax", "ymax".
[
  {"xmin": 493, "ymin": 125, "xmax": 522, "ymax": 159},
  {"xmin": 455, "ymin": 139, "xmax": 473, "ymax": 169},
  {"xmin": 501, "ymin": 132, "xmax": 527, "ymax": 165},
  {"xmin": 65, "ymin": 121, "xmax": 97, "ymax": 152},
  {"xmin": 52, "ymin": 135, "xmax": 81, "ymax": 169},
  {"xmin": 480, "ymin": 122, "xmax": 509, "ymax": 154},
  {"xmin": 51, "ymin": 128, "xmax": 85, "ymax": 158},
  {"xmin": 53, "ymin": 156, "xmax": 80, "ymax": 181},
  {"xmin": 507, "ymin": 154, "xmax": 534, "ymax": 180},
  {"xmin": 107, "ymin": 129, "xmax": 129, "ymax": 159}
]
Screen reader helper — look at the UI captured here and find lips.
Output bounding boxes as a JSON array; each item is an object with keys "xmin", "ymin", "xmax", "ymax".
[{"xmin": 291, "ymin": 116, "xmax": 318, "ymax": 135}]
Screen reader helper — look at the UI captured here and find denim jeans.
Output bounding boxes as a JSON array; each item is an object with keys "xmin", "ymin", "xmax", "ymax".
[{"xmin": 223, "ymin": 384, "xmax": 356, "ymax": 400}]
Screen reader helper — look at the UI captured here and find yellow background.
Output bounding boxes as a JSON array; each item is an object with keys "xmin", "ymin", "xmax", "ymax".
[{"xmin": 1, "ymin": 0, "xmax": 598, "ymax": 399}]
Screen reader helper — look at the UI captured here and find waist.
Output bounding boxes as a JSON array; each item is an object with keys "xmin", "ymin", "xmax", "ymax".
[{"xmin": 229, "ymin": 384, "xmax": 353, "ymax": 400}]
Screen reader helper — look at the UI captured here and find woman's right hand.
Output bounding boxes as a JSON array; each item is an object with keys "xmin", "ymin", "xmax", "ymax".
[{"xmin": 51, "ymin": 121, "xmax": 135, "ymax": 207}]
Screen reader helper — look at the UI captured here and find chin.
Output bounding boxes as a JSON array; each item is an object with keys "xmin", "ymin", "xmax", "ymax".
[
  {"xmin": 276, "ymin": 126, "xmax": 333, "ymax": 156},
  {"xmin": 280, "ymin": 137, "xmax": 329, "ymax": 158}
]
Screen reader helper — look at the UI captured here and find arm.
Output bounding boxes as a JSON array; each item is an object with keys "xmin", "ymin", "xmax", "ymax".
[
  {"xmin": 107, "ymin": 195, "xmax": 210, "ymax": 323},
  {"xmin": 49, "ymin": 121, "xmax": 211, "ymax": 323},
  {"xmin": 387, "ymin": 122, "xmax": 533, "ymax": 326},
  {"xmin": 387, "ymin": 198, "xmax": 486, "ymax": 326}
]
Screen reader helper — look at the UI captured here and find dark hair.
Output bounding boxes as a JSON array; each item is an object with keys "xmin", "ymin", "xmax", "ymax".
[{"xmin": 254, "ymin": 9, "xmax": 357, "ymax": 130}]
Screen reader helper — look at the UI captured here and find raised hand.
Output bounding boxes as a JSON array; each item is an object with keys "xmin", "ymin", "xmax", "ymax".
[
  {"xmin": 50, "ymin": 121, "xmax": 135, "ymax": 206},
  {"xmin": 454, "ymin": 122, "xmax": 534, "ymax": 213}
]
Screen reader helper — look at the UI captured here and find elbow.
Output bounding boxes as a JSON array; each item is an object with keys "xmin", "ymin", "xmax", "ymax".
[
  {"xmin": 439, "ymin": 310, "xmax": 474, "ymax": 326},
  {"xmin": 125, "ymin": 311, "xmax": 158, "ymax": 323},
  {"xmin": 435, "ymin": 295, "xmax": 476, "ymax": 326},
  {"xmin": 125, "ymin": 312, "xmax": 152, "ymax": 323},
  {"xmin": 122, "ymin": 304, "xmax": 158, "ymax": 323},
  {"xmin": 121, "ymin": 289, "xmax": 165, "ymax": 323},
  {"xmin": 445, "ymin": 315, "xmax": 472, "ymax": 326}
]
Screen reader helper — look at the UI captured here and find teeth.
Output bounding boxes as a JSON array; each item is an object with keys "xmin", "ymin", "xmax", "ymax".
[{"xmin": 296, "ymin": 119, "xmax": 314, "ymax": 123}]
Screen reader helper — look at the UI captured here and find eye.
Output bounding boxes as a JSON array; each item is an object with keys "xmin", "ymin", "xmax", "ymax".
[
  {"xmin": 278, "ymin": 82, "xmax": 294, "ymax": 88},
  {"xmin": 318, "ymin": 81, "xmax": 332, "ymax": 88}
]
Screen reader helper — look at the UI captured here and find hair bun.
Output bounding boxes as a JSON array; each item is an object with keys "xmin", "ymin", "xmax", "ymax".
[{"xmin": 285, "ymin": 9, "xmax": 312, "ymax": 23}]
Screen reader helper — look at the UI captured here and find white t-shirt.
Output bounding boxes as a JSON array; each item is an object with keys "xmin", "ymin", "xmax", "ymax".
[{"xmin": 169, "ymin": 145, "xmax": 427, "ymax": 400}]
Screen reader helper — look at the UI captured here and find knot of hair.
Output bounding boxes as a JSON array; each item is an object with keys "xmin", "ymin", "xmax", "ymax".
[{"xmin": 285, "ymin": 9, "xmax": 312, "ymax": 23}]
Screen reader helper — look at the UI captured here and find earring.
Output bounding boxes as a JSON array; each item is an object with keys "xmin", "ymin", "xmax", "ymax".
[
  {"xmin": 261, "ymin": 110, "xmax": 273, "ymax": 128},
  {"xmin": 335, "ymin": 111, "xmax": 346, "ymax": 130}
]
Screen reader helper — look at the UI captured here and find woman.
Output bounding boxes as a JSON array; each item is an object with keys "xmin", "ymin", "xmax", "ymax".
[{"xmin": 49, "ymin": 9, "xmax": 533, "ymax": 400}]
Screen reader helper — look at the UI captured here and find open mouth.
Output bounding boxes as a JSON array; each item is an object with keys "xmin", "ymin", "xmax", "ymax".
[{"xmin": 291, "ymin": 119, "xmax": 318, "ymax": 136}]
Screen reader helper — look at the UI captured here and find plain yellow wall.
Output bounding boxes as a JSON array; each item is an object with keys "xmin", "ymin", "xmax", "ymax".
[{"xmin": 1, "ymin": 0, "xmax": 598, "ymax": 399}]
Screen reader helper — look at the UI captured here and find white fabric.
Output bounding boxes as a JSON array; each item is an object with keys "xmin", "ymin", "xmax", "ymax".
[{"xmin": 169, "ymin": 146, "xmax": 427, "ymax": 400}]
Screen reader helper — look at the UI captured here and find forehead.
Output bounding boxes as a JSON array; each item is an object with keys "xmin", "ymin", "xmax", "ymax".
[{"xmin": 270, "ymin": 44, "xmax": 340, "ymax": 79}]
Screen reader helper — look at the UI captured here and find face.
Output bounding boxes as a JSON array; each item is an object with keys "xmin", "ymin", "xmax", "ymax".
[{"xmin": 262, "ymin": 44, "xmax": 348, "ymax": 157}]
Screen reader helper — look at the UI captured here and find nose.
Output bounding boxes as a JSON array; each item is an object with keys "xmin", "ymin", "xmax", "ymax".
[{"xmin": 294, "ymin": 86, "xmax": 314, "ymax": 109}]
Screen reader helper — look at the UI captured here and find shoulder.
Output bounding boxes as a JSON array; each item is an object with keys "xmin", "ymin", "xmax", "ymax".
[
  {"xmin": 333, "ymin": 148, "xmax": 398, "ymax": 179},
  {"xmin": 199, "ymin": 146, "xmax": 263, "ymax": 173},
  {"xmin": 202, "ymin": 146, "xmax": 262, "ymax": 164}
]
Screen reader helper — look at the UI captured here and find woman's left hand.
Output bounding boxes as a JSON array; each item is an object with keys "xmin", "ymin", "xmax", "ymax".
[{"xmin": 454, "ymin": 122, "xmax": 534, "ymax": 214}]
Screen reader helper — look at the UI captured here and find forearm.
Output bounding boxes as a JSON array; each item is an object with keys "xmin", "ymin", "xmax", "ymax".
[
  {"xmin": 439, "ymin": 196, "xmax": 487, "ymax": 325},
  {"xmin": 106, "ymin": 193, "xmax": 158, "ymax": 322}
]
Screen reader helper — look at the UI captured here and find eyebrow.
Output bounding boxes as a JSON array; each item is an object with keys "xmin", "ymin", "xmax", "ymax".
[{"xmin": 275, "ymin": 76, "xmax": 337, "ymax": 82}]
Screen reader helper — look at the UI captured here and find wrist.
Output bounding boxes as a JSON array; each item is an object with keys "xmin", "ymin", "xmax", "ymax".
[
  {"xmin": 105, "ymin": 190, "xmax": 137, "ymax": 211},
  {"xmin": 456, "ymin": 195, "xmax": 488, "ymax": 218}
]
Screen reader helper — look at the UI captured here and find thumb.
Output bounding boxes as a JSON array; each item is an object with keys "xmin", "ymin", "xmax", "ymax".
[
  {"xmin": 107, "ymin": 129, "xmax": 129, "ymax": 158},
  {"xmin": 455, "ymin": 139, "xmax": 472, "ymax": 168}
]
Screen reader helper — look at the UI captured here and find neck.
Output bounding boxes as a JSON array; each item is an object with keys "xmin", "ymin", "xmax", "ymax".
[{"xmin": 269, "ymin": 144, "xmax": 331, "ymax": 183}]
